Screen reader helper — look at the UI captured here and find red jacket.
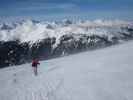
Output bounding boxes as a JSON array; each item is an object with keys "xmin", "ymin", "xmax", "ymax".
[{"xmin": 32, "ymin": 59, "xmax": 40, "ymax": 67}]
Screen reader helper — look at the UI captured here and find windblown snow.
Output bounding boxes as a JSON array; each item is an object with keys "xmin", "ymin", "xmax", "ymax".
[
  {"xmin": 0, "ymin": 19, "xmax": 132, "ymax": 45},
  {"xmin": 0, "ymin": 41, "xmax": 133, "ymax": 100}
]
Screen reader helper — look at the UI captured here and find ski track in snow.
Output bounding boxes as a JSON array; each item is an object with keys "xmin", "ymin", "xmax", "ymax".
[{"xmin": 1, "ymin": 41, "xmax": 133, "ymax": 100}]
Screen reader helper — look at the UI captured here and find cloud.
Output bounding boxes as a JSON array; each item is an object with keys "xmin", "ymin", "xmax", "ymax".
[
  {"xmin": 11, "ymin": 2, "xmax": 80, "ymax": 15},
  {"xmin": 18, "ymin": 3, "xmax": 77, "ymax": 11},
  {"xmin": 0, "ymin": 0, "xmax": 133, "ymax": 21}
]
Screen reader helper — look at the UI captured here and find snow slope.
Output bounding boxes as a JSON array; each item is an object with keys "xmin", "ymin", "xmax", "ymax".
[{"xmin": 0, "ymin": 41, "xmax": 133, "ymax": 100}]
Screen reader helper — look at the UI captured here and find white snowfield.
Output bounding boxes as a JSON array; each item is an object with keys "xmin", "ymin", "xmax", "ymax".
[{"xmin": 0, "ymin": 41, "xmax": 133, "ymax": 100}]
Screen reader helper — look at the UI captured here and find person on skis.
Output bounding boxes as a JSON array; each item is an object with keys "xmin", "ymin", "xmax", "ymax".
[{"xmin": 32, "ymin": 58, "xmax": 40, "ymax": 76}]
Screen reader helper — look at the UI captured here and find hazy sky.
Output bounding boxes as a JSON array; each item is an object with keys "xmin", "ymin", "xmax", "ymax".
[{"xmin": 0, "ymin": 0, "xmax": 133, "ymax": 21}]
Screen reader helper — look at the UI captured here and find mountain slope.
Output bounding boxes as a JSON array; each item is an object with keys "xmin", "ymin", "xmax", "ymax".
[
  {"xmin": 0, "ymin": 41, "xmax": 133, "ymax": 100},
  {"xmin": 1, "ymin": 19, "xmax": 133, "ymax": 68}
]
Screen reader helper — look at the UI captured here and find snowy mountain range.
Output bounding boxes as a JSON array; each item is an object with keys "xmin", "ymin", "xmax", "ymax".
[
  {"xmin": 0, "ymin": 19, "xmax": 133, "ymax": 67},
  {"xmin": 0, "ymin": 19, "xmax": 132, "ymax": 42}
]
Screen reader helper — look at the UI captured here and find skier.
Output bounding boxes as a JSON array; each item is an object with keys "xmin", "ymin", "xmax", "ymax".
[{"xmin": 32, "ymin": 59, "xmax": 40, "ymax": 76}]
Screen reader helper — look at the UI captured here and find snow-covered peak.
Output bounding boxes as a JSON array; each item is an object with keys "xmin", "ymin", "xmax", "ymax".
[
  {"xmin": 62, "ymin": 19, "xmax": 73, "ymax": 26},
  {"xmin": 0, "ymin": 19, "xmax": 132, "ymax": 43},
  {"xmin": 78, "ymin": 19, "xmax": 131, "ymax": 28}
]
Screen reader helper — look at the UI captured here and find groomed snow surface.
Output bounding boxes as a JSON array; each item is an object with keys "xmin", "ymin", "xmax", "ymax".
[{"xmin": 0, "ymin": 41, "xmax": 133, "ymax": 100}]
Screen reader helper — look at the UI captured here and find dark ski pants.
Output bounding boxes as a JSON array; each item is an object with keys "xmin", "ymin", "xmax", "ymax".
[{"xmin": 33, "ymin": 66, "xmax": 38, "ymax": 76}]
